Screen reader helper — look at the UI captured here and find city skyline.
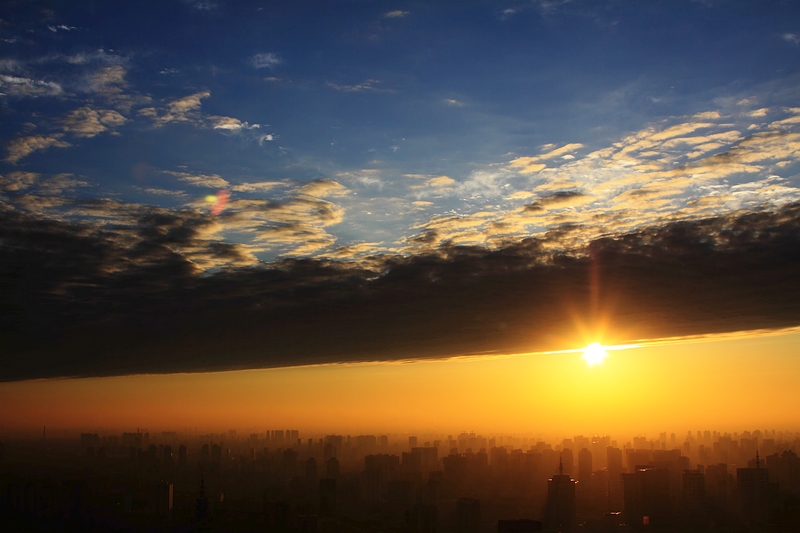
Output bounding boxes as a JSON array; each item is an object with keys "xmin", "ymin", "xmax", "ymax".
[{"xmin": 2, "ymin": 422, "xmax": 799, "ymax": 532}]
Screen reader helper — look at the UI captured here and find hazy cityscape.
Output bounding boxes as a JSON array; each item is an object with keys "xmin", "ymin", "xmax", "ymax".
[{"xmin": 2, "ymin": 427, "xmax": 800, "ymax": 532}]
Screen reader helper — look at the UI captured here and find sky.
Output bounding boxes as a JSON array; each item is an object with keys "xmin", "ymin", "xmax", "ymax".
[{"xmin": 1, "ymin": 0, "xmax": 800, "ymax": 430}]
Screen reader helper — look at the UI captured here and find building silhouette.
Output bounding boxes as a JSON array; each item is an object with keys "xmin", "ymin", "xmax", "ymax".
[
  {"xmin": 737, "ymin": 453, "xmax": 770, "ymax": 524},
  {"xmin": 456, "ymin": 497, "xmax": 481, "ymax": 533},
  {"xmin": 544, "ymin": 458, "xmax": 576, "ymax": 533},
  {"xmin": 578, "ymin": 448, "xmax": 592, "ymax": 482}
]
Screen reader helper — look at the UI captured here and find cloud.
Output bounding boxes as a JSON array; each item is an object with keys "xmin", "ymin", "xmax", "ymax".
[
  {"xmin": 36, "ymin": 174, "xmax": 89, "ymax": 194},
  {"xmin": 0, "ymin": 171, "xmax": 39, "ymax": 192},
  {"xmin": 443, "ymin": 98, "xmax": 465, "ymax": 107},
  {"xmin": 0, "ymin": 59, "xmax": 24, "ymax": 73},
  {"xmin": 783, "ymin": 33, "xmax": 799, "ymax": 44},
  {"xmin": 250, "ymin": 53, "xmax": 281, "ymax": 69},
  {"xmin": 60, "ymin": 106, "xmax": 127, "ymax": 137},
  {"xmin": 224, "ymin": 194, "xmax": 346, "ymax": 255},
  {"xmin": 5, "ymin": 134, "xmax": 71, "ymax": 163},
  {"xmin": 184, "ymin": 0, "xmax": 218, "ymax": 11},
  {"xmin": 209, "ymin": 115, "xmax": 260, "ymax": 131},
  {"xmin": 383, "ymin": 10, "xmax": 409, "ymax": 18},
  {"xmin": 326, "ymin": 79, "xmax": 389, "ymax": 92},
  {"xmin": 3, "ymin": 203, "xmax": 800, "ymax": 380},
  {"xmin": 409, "ymin": 175, "xmax": 458, "ymax": 195},
  {"xmin": 142, "ymin": 91, "xmax": 210, "ymax": 126},
  {"xmin": 335, "ymin": 169, "xmax": 384, "ymax": 189},
  {"xmin": 0, "ymin": 75, "xmax": 63, "ymax": 97},
  {"xmin": 297, "ymin": 179, "xmax": 350, "ymax": 198},
  {"xmin": 66, "ymin": 49, "xmax": 127, "ymax": 65},
  {"xmin": 139, "ymin": 187, "xmax": 188, "ymax": 198},
  {"xmin": 82, "ymin": 65, "xmax": 149, "ymax": 112},
  {"xmin": 230, "ymin": 181, "xmax": 284, "ymax": 193},
  {"xmin": 538, "ymin": 143, "xmax": 584, "ymax": 159},
  {"xmin": 166, "ymin": 170, "xmax": 229, "ymax": 188},
  {"xmin": 508, "ymin": 143, "xmax": 583, "ymax": 174},
  {"xmin": 499, "ymin": 8, "xmax": 517, "ymax": 20},
  {"xmin": 524, "ymin": 190, "xmax": 592, "ymax": 212},
  {"xmin": 86, "ymin": 65, "xmax": 127, "ymax": 92}
]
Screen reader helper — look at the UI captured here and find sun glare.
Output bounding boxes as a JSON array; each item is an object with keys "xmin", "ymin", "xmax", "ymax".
[{"xmin": 581, "ymin": 342, "xmax": 609, "ymax": 367}]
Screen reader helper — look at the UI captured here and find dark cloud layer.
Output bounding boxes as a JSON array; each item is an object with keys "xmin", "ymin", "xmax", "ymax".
[{"xmin": 2, "ymin": 203, "xmax": 800, "ymax": 382}]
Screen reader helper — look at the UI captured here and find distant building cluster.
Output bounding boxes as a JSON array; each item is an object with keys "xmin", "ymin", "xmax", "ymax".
[{"xmin": 2, "ymin": 429, "xmax": 800, "ymax": 532}]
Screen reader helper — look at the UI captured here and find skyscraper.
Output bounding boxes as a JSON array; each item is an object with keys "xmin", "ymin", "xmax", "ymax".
[
  {"xmin": 737, "ymin": 453, "xmax": 770, "ymax": 524},
  {"xmin": 545, "ymin": 458, "xmax": 576, "ymax": 533},
  {"xmin": 578, "ymin": 448, "xmax": 592, "ymax": 482},
  {"xmin": 456, "ymin": 498, "xmax": 481, "ymax": 533}
]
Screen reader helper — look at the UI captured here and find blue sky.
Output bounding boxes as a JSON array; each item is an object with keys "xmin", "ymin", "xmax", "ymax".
[
  {"xmin": 4, "ymin": 1, "xmax": 800, "ymax": 379},
  {"xmin": 2, "ymin": 0, "xmax": 800, "ymax": 265}
]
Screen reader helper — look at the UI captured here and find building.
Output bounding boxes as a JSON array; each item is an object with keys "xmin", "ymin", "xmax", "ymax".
[
  {"xmin": 621, "ymin": 466, "xmax": 671, "ymax": 528},
  {"xmin": 457, "ymin": 498, "xmax": 481, "ymax": 533},
  {"xmin": 497, "ymin": 519, "xmax": 542, "ymax": 533},
  {"xmin": 319, "ymin": 478, "xmax": 336, "ymax": 517},
  {"xmin": 578, "ymin": 448, "xmax": 592, "ymax": 482},
  {"xmin": 544, "ymin": 459, "xmax": 576, "ymax": 533},
  {"xmin": 683, "ymin": 469, "xmax": 705, "ymax": 511},
  {"xmin": 737, "ymin": 454, "xmax": 770, "ymax": 524},
  {"xmin": 151, "ymin": 481, "xmax": 173, "ymax": 519}
]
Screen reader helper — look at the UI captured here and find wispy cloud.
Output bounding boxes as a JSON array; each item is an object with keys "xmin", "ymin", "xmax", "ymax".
[
  {"xmin": 0, "ymin": 171, "xmax": 39, "ymax": 192},
  {"xmin": 326, "ymin": 79, "xmax": 390, "ymax": 92},
  {"xmin": 297, "ymin": 178, "xmax": 350, "ymax": 198},
  {"xmin": 230, "ymin": 181, "xmax": 284, "ymax": 193},
  {"xmin": 81, "ymin": 65, "xmax": 149, "ymax": 112},
  {"xmin": 48, "ymin": 24, "xmax": 77, "ymax": 32},
  {"xmin": 0, "ymin": 75, "xmax": 63, "ymax": 97},
  {"xmin": 138, "ymin": 187, "xmax": 188, "ymax": 198},
  {"xmin": 166, "ymin": 170, "xmax": 229, "ymax": 188},
  {"xmin": 250, "ymin": 52, "xmax": 282, "ymax": 69},
  {"xmin": 443, "ymin": 98, "xmax": 465, "ymax": 107},
  {"xmin": 782, "ymin": 33, "xmax": 799, "ymax": 44},
  {"xmin": 5, "ymin": 134, "xmax": 70, "ymax": 163},
  {"xmin": 60, "ymin": 106, "xmax": 127, "ymax": 137},
  {"xmin": 184, "ymin": 0, "xmax": 218, "ymax": 12},
  {"xmin": 139, "ymin": 91, "xmax": 210, "ymax": 126},
  {"xmin": 66, "ymin": 49, "xmax": 127, "ymax": 65},
  {"xmin": 383, "ymin": 10, "xmax": 409, "ymax": 19},
  {"xmin": 508, "ymin": 143, "xmax": 584, "ymax": 174},
  {"xmin": 208, "ymin": 115, "xmax": 260, "ymax": 132}
]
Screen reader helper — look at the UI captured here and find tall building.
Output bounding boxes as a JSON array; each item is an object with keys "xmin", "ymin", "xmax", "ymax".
[
  {"xmin": 178, "ymin": 445, "xmax": 187, "ymax": 466},
  {"xmin": 682, "ymin": 469, "xmax": 705, "ymax": 511},
  {"xmin": 151, "ymin": 481, "xmax": 173, "ymax": 519},
  {"xmin": 737, "ymin": 453, "xmax": 769, "ymax": 524},
  {"xmin": 196, "ymin": 475, "xmax": 209, "ymax": 522},
  {"xmin": 607, "ymin": 447, "xmax": 623, "ymax": 510},
  {"xmin": 544, "ymin": 459, "xmax": 576, "ymax": 533},
  {"xmin": 319, "ymin": 478, "xmax": 336, "ymax": 517},
  {"xmin": 578, "ymin": 448, "xmax": 592, "ymax": 482},
  {"xmin": 497, "ymin": 520, "xmax": 542, "ymax": 533},
  {"xmin": 457, "ymin": 498, "xmax": 481, "ymax": 533},
  {"xmin": 622, "ymin": 466, "xmax": 671, "ymax": 528},
  {"xmin": 305, "ymin": 457, "xmax": 318, "ymax": 485},
  {"xmin": 326, "ymin": 456, "xmax": 340, "ymax": 479},
  {"xmin": 561, "ymin": 448, "xmax": 574, "ymax": 476}
]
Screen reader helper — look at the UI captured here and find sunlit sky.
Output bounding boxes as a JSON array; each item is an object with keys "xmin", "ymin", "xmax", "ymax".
[
  {"xmin": 2, "ymin": 328, "xmax": 800, "ymax": 436},
  {"xmin": 2, "ymin": 1, "xmax": 800, "ymax": 430}
]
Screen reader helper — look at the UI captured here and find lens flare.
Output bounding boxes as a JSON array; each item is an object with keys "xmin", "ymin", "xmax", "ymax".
[{"xmin": 206, "ymin": 189, "xmax": 229, "ymax": 215}]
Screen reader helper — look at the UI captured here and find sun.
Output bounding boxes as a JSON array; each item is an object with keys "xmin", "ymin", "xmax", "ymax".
[{"xmin": 581, "ymin": 342, "xmax": 609, "ymax": 367}]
